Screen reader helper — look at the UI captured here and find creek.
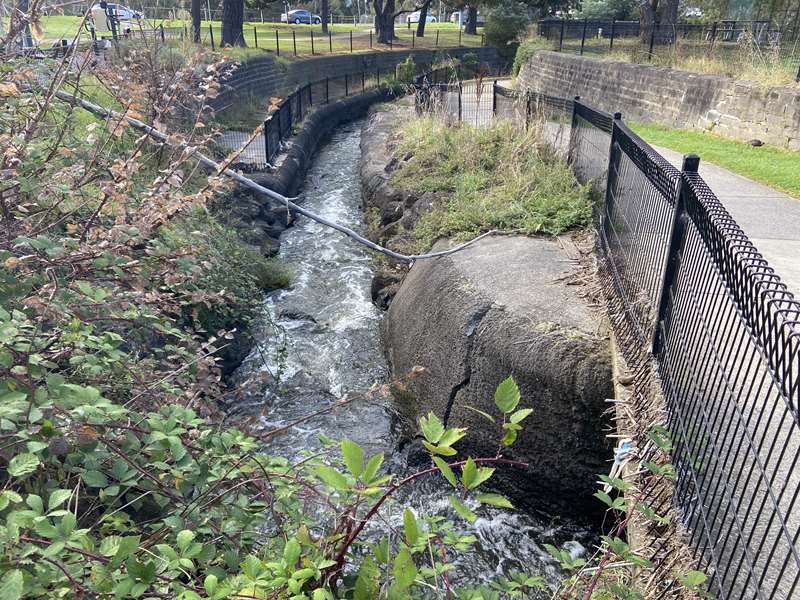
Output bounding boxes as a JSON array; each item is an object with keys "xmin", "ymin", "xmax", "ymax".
[{"xmin": 230, "ymin": 119, "xmax": 593, "ymax": 594}]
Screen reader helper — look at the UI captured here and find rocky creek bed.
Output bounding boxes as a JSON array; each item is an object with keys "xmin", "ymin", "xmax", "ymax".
[{"xmin": 224, "ymin": 117, "xmax": 607, "ymax": 592}]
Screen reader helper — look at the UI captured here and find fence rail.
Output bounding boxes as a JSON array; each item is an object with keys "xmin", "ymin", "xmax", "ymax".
[{"xmin": 414, "ymin": 78, "xmax": 800, "ymax": 599}]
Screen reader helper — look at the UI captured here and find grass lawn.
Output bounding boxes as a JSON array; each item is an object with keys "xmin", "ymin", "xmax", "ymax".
[
  {"xmin": 23, "ymin": 15, "xmax": 483, "ymax": 55},
  {"xmin": 631, "ymin": 122, "xmax": 800, "ymax": 198}
]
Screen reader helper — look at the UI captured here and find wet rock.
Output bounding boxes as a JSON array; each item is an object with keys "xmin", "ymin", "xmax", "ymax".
[{"xmin": 382, "ymin": 235, "xmax": 613, "ymax": 521}]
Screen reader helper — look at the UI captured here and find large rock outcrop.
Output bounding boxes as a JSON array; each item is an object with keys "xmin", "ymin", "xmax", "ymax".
[{"xmin": 383, "ymin": 235, "xmax": 613, "ymax": 519}]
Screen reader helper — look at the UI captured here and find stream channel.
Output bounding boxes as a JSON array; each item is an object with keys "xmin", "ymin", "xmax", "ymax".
[{"xmin": 230, "ymin": 119, "xmax": 593, "ymax": 594}]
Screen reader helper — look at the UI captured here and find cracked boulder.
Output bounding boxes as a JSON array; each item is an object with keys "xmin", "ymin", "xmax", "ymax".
[{"xmin": 382, "ymin": 235, "xmax": 613, "ymax": 520}]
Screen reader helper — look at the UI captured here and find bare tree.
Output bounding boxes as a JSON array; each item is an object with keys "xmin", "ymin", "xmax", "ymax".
[
  {"xmin": 322, "ymin": 0, "xmax": 330, "ymax": 33},
  {"xmin": 416, "ymin": 0, "xmax": 432, "ymax": 36}
]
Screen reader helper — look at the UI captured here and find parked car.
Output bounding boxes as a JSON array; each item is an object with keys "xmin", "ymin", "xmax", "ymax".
[
  {"xmin": 449, "ymin": 9, "xmax": 484, "ymax": 27},
  {"xmin": 90, "ymin": 3, "xmax": 143, "ymax": 20},
  {"xmin": 406, "ymin": 11, "xmax": 437, "ymax": 23},
  {"xmin": 281, "ymin": 9, "xmax": 322, "ymax": 24},
  {"xmin": 89, "ymin": 3, "xmax": 143, "ymax": 36}
]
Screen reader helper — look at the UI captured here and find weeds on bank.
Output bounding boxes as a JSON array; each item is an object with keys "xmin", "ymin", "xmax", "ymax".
[{"xmin": 390, "ymin": 117, "xmax": 592, "ymax": 249}]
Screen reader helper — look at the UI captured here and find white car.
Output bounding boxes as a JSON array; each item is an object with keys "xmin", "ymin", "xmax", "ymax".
[{"xmin": 407, "ymin": 11, "xmax": 437, "ymax": 23}]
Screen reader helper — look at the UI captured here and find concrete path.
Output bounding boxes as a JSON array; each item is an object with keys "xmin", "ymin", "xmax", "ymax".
[{"xmin": 654, "ymin": 145, "xmax": 800, "ymax": 294}]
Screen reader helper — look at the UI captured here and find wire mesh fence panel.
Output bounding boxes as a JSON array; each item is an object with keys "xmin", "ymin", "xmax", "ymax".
[
  {"xmin": 599, "ymin": 122, "xmax": 680, "ymax": 346},
  {"xmin": 493, "ymin": 85, "xmax": 527, "ymax": 125},
  {"xmin": 569, "ymin": 100, "xmax": 613, "ymax": 187},
  {"xmin": 655, "ymin": 171, "xmax": 800, "ymax": 600}
]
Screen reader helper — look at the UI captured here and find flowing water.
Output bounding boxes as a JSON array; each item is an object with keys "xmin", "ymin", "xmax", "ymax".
[{"xmin": 231, "ymin": 120, "xmax": 593, "ymax": 593}]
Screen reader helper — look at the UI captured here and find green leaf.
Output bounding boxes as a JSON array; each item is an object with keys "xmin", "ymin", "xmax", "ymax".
[
  {"xmin": 110, "ymin": 535, "xmax": 139, "ymax": 569},
  {"xmin": 283, "ymin": 538, "xmax": 301, "ymax": 566},
  {"xmin": 460, "ymin": 458, "xmax": 494, "ymax": 489},
  {"xmin": 462, "ymin": 405, "xmax": 496, "ymax": 423},
  {"xmin": 403, "ymin": 508, "xmax": 420, "ymax": 546},
  {"xmin": 203, "ymin": 575, "xmax": 219, "ymax": 596},
  {"xmin": 48, "ymin": 489, "xmax": 73, "ymax": 511},
  {"xmin": 494, "ymin": 376, "xmax": 520, "ymax": 413},
  {"xmin": 432, "ymin": 457, "xmax": 458, "ymax": 488},
  {"xmin": 341, "ymin": 439, "xmax": 364, "ymax": 479},
  {"xmin": 449, "ymin": 496, "xmax": 477, "ymax": 523},
  {"xmin": 422, "ymin": 440, "xmax": 457, "ymax": 456},
  {"xmin": 8, "ymin": 453, "xmax": 39, "ymax": 477},
  {"xmin": 314, "ymin": 465, "xmax": 349, "ymax": 491},
  {"xmin": 361, "ymin": 452, "xmax": 384, "ymax": 484},
  {"xmin": 509, "ymin": 408, "xmax": 533, "ymax": 424},
  {"xmin": 679, "ymin": 570, "xmax": 708, "ymax": 588},
  {"xmin": 82, "ymin": 470, "xmax": 108, "ymax": 488},
  {"xmin": 176, "ymin": 530, "xmax": 194, "ymax": 552},
  {"xmin": 437, "ymin": 427, "xmax": 466, "ymax": 448},
  {"xmin": 393, "ymin": 549, "xmax": 417, "ymax": 589},
  {"xmin": 594, "ymin": 491, "xmax": 614, "ymax": 508},
  {"xmin": 419, "ymin": 412, "xmax": 445, "ymax": 444},
  {"xmin": 476, "ymin": 493, "xmax": 514, "ymax": 509},
  {"xmin": 0, "ymin": 569, "xmax": 23, "ymax": 600}
]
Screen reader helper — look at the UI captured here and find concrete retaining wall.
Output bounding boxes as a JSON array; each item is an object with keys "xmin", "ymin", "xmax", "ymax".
[
  {"xmin": 213, "ymin": 47, "xmax": 500, "ymax": 112},
  {"xmin": 518, "ymin": 51, "xmax": 800, "ymax": 149}
]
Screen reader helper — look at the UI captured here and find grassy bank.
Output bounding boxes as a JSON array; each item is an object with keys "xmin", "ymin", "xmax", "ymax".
[
  {"xmin": 631, "ymin": 122, "xmax": 800, "ymax": 198},
  {"xmin": 390, "ymin": 117, "xmax": 593, "ymax": 249}
]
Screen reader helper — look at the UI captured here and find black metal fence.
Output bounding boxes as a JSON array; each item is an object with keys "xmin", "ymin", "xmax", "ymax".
[
  {"xmin": 415, "ymin": 80, "xmax": 800, "ymax": 598},
  {"xmin": 538, "ymin": 17, "xmax": 800, "ymax": 80},
  {"xmin": 218, "ymin": 69, "xmax": 393, "ymax": 169}
]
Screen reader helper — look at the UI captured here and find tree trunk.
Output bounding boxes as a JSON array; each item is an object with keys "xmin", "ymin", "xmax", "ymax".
[
  {"xmin": 416, "ymin": 0, "xmax": 431, "ymax": 36},
  {"xmin": 464, "ymin": 5, "xmax": 478, "ymax": 35},
  {"xmin": 191, "ymin": 0, "xmax": 202, "ymax": 43},
  {"xmin": 221, "ymin": 0, "xmax": 246, "ymax": 47},
  {"xmin": 321, "ymin": 0, "xmax": 329, "ymax": 34},
  {"xmin": 373, "ymin": 0, "xmax": 395, "ymax": 43},
  {"xmin": 639, "ymin": 0, "xmax": 657, "ymax": 44}
]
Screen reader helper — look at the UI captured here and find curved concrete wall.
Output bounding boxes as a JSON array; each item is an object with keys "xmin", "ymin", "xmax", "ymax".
[
  {"xmin": 213, "ymin": 47, "xmax": 501, "ymax": 112},
  {"xmin": 518, "ymin": 51, "xmax": 800, "ymax": 149}
]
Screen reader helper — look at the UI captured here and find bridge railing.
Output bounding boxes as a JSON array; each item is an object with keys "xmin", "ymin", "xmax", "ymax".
[{"xmin": 414, "ymin": 79, "xmax": 800, "ymax": 598}]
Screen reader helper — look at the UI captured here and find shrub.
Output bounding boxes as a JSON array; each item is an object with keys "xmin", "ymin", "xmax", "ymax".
[
  {"xmin": 484, "ymin": 8, "xmax": 529, "ymax": 64},
  {"xmin": 395, "ymin": 56, "xmax": 416, "ymax": 84}
]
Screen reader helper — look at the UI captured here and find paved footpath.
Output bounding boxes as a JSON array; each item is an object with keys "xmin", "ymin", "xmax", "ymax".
[{"xmin": 654, "ymin": 146, "xmax": 800, "ymax": 295}]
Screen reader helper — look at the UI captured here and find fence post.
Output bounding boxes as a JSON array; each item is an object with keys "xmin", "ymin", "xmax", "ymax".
[
  {"xmin": 603, "ymin": 111, "xmax": 623, "ymax": 228},
  {"xmin": 580, "ymin": 18, "xmax": 587, "ymax": 55},
  {"xmin": 558, "ymin": 19, "xmax": 565, "ymax": 51},
  {"xmin": 311, "ymin": 30, "xmax": 315, "ymax": 54},
  {"xmin": 492, "ymin": 80, "xmax": 497, "ymax": 114},
  {"xmin": 567, "ymin": 95, "xmax": 580, "ymax": 164},
  {"xmin": 362, "ymin": 70, "xmax": 365, "ymax": 92},
  {"xmin": 652, "ymin": 154, "xmax": 700, "ymax": 354},
  {"xmin": 325, "ymin": 77, "xmax": 329, "ymax": 103},
  {"xmin": 276, "ymin": 30, "xmax": 280, "ymax": 55},
  {"xmin": 376, "ymin": 67, "xmax": 380, "ymax": 84},
  {"xmin": 345, "ymin": 73, "xmax": 349, "ymax": 96},
  {"xmin": 276, "ymin": 107, "xmax": 283, "ymax": 143},
  {"xmin": 254, "ymin": 27, "xmax": 258, "ymax": 47},
  {"xmin": 350, "ymin": 30, "xmax": 353, "ymax": 52},
  {"xmin": 297, "ymin": 89, "xmax": 303, "ymax": 121},
  {"xmin": 209, "ymin": 24, "xmax": 215, "ymax": 50},
  {"xmin": 458, "ymin": 82, "xmax": 462, "ymax": 122},
  {"xmin": 286, "ymin": 97, "xmax": 293, "ymax": 136},
  {"xmin": 412, "ymin": 32, "xmax": 415, "ymax": 48},
  {"xmin": 329, "ymin": 31, "xmax": 332, "ymax": 52},
  {"xmin": 160, "ymin": 24, "xmax": 165, "ymax": 43},
  {"xmin": 610, "ymin": 17, "xmax": 615, "ymax": 50},
  {"xmin": 436, "ymin": 30, "xmax": 439, "ymax": 47},
  {"xmin": 370, "ymin": 30, "xmax": 373, "ymax": 48},
  {"xmin": 293, "ymin": 30, "xmax": 297, "ymax": 55}
]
